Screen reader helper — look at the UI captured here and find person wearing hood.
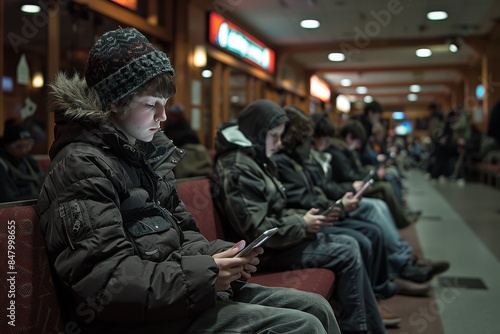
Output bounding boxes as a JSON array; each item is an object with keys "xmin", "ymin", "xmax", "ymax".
[
  {"xmin": 213, "ymin": 99, "xmax": 383, "ymax": 334},
  {"xmin": 0, "ymin": 119, "xmax": 43, "ymax": 203},
  {"xmin": 38, "ymin": 28, "xmax": 336, "ymax": 334}
]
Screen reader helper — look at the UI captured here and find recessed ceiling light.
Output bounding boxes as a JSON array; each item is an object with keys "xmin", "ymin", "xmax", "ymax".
[
  {"xmin": 416, "ymin": 48, "xmax": 432, "ymax": 57},
  {"xmin": 427, "ymin": 11, "xmax": 448, "ymax": 21},
  {"xmin": 363, "ymin": 95, "xmax": 373, "ymax": 103},
  {"xmin": 201, "ymin": 70, "xmax": 212, "ymax": 78},
  {"xmin": 340, "ymin": 79, "xmax": 352, "ymax": 87},
  {"xmin": 300, "ymin": 19, "xmax": 320, "ymax": 29},
  {"xmin": 449, "ymin": 43, "xmax": 459, "ymax": 53},
  {"xmin": 407, "ymin": 93, "xmax": 418, "ymax": 101},
  {"xmin": 21, "ymin": 4, "xmax": 41, "ymax": 13},
  {"xmin": 356, "ymin": 86, "xmax": 368, "ymax": 94},
  {"xmin": 328, "ymin": 53, "xmax": 345, "ymax": 62},
  {"xmin": 409, "ymin": 84, "xmax": 421, "ymax": 93}
]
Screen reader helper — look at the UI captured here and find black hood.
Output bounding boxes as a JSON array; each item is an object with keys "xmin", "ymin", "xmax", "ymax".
[{"xmin": 237, "ymin": 100, "xmax": 288, "ymax": 160}]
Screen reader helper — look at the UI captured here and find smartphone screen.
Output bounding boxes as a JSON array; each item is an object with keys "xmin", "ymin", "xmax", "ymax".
[
  {"xmin": 353, "ymin": 179, "xmax": 374, "ymax": 200},
  {"xmin": 234, "ymin": 227, "xmax": 279, "ymax": 258}
]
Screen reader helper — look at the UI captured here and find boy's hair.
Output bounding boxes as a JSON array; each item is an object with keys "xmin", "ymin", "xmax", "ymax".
[
  {"xmin": 116, "ymin": 74, "xmax": 176, "ymax": 114},
  {"xmin": 282, "ymin": 105, "xmax": 314, "ymax": 150},
  {"xmin": 312, "ymin": 113, "xmax": 335, "ymax": 138},
  {"xmin": 363, "ymin": 101, "xmax": 383, "ymax": 115},
  {"xmin": 340, "ymin": 120, "xmax": 367, "ymax": 143}
]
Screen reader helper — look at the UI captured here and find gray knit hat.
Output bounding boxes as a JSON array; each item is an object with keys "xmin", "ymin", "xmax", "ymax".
[{"xmin": 85, "ymin": 27, "xmax": 174, "ymax": 107}]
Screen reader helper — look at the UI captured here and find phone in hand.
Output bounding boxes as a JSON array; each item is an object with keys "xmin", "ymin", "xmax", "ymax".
[
  {"xmin": 320, "ymin": 203, "xmax": 341, "ymax": 216},
  {"xmin": 353, "ymin": 179, "xmax": 374, "ymax": 200},
  {"xmin": 362, "ymin": 169, "xmax": 376, "ymax": 183},
  {"xmin": 234, "ymin": 227, "xmax": 279, "ymax": 258}
]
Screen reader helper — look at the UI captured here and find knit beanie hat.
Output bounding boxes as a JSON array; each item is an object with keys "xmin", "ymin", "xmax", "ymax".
[
  {"xmin": 3, "ymin": 120, "xmax": 33, "ymax": 145},
  {"xmin": 85, "ymin": 27, "xmax": 175, "ymax": 107}
]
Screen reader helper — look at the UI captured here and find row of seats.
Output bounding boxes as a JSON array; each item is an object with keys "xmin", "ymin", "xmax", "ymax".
[
  {"xmin": 0, "ymin": 177, "xmax": 335, "ymax": 333},
  {"xmin": 465, "ymin": 150, "xmax": 500, "ymax": 188}
]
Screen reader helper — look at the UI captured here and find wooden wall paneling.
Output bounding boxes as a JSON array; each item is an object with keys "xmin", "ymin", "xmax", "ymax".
[
  {"xmin": 222, "ymin": 66, "xmax": 230, "ymax": 123},
  {"xmin": 46, "ymin": 4, "xmax": 60, "ymax": 152},
  {"xmin": 0, "ymin": 0, "xmax": 4, "ymax": 135},
  {"xmin": 209, "ymin": 62, "xmax": 222, "ymax": 149}
]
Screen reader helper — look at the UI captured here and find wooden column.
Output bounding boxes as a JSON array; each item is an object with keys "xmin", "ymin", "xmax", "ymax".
[
  {"xmin": 481, "ymin": 42, "xmax": 500, "ymax": 131},
  {"xmin": 172, "ymin": 0, "xmax": 189, "ymax": 107},
  {"xmin": 46, "ymin": 3, "xmax": 60, "ymax": 151},
  {"xmin": 209, "ymin": 62, "xmax": 222, "ymax": 149},
  {"xmin": 222, "ymin": 66, "xmax": 231, "ymax": 122},
  {"xmin": 0, "ymin": 0, "xmax": 4, "ymax": 135}
]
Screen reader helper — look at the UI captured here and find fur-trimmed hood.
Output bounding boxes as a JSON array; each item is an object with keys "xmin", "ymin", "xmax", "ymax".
[
  {"xmin": 50, "ymin": 72, "xmax": 109, "ymax": 123},
  {"xmin": 48, "ymin": 72, "xmax": 145, "ymax": 162}
]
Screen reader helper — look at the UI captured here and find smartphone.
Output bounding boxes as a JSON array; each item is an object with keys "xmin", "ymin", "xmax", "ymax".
[
  {"xmin": 234, "ymin": 227, "xmax": 279, "ymax": 258},
  {"xmin": 320, "ymin": 203, "xmax": 341, "ymax": 216},
  {"xmin": 353, "ymin": 179, "xmax": 374, "ymax": 200},
  {"xmin": 362, "ymin": 169, "xmax": 376, "ymax": 183}
]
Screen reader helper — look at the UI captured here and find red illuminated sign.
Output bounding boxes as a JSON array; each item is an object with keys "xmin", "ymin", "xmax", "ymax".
[
  {"xmin": 310, "ymin": 75, "xmax": 331, "ymax": 103},
  {"xmin": 208, "ymin": 12, "xmax": 275, "ymax": 74}
]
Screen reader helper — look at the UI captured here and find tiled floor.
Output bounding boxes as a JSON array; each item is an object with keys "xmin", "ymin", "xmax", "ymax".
[{"xmin": 404, "ymin": 170, "xmax": 500, "ymax": 334}]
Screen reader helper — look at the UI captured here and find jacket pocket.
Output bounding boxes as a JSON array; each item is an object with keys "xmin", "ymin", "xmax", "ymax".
[
  {"xmin": 124, "ymin": 215, "xmax": 173, "ymax": 237},
  {"xmin": 59, "ymin": 200, "xmax": 93, "ymax": 250}
]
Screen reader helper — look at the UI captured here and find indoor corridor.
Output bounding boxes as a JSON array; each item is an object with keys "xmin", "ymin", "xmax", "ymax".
[{"xmin": 387, "ymin": 170, "xmax": 500, "ymax": 334}]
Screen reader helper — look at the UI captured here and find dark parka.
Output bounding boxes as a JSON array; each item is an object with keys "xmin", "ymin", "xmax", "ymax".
[
  {"xmin": 212, "ymin": 100, "xmax": 311, "ymax": 254},
  {"xmin": 37, "ymin": 74, "xmax": 232, "ymax": 333}
]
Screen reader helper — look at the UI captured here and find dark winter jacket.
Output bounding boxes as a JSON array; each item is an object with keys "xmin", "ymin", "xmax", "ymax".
[
  {"xmin": 0, "ymin": 145, "xmax": 43, "ymax": 202},
  {"xmin": 212, "ymin": 101, "xmax": 309, "ymax": 253},
  {"xmin": 326, "ymin": 138, "xmax": 370, "ymax": 183},
  {"xmin": 37, "ymin": 73, "xmax": 232, "ymax": 333}
]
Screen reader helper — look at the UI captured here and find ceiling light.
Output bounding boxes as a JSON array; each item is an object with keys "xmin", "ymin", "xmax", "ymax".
[
  {"xmin": 407, "ymin": 93, "xmax": 418, "ymax": 101},
  {"xmin": 21, "ymin": 4, "xmax": 41, "ymax": 14},
  {"xmin": 427, "ymin": 11, "xmax": 448, "ymax": 21},
  {"xmin": 328, "ymin": 53, "xmax": 345, "ymax": 62},
  {"xmin": 363, "ymin": 95, "xmax": 373, "ymax": 103},
  {"xmin": 300, "ymin": 19, "xmax": 320, "ymax": 29},
  {"xmin": 340, "ymin": 79, "xmax": 352, "ymax": 87},
  {"xmin": 336, "ymin": 94, "xmax": 351, "ymax": 113},
  {"xmin": 355, "ymin": 86, "xmax": 368, "ymax": 94},
  {"xmin": 201, "ymin": 70, "xmax": 212, "ymax": 78},
  {"xmin": 449, "ymin": 42, "xmax": 459, "ymax": 53},
  {"xmin": 416, "ymin": 48, "xmax": 432, "ymax": 57},
  {"xmin": 409, "ymin": 84, "xmax": 421, "ymax": 93}
]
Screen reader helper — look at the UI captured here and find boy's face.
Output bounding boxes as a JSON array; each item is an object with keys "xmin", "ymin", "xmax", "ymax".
[
  {"xmin": 313, "ymin": 136, "xmax": 330, "ymax": 151},
  {"xmin": 111, "ymin": 88, "xmax": 168, "ymax": 143},
  {"xmin": 265, "ymin": 124, "xmax": 285, "ymax": 157}
]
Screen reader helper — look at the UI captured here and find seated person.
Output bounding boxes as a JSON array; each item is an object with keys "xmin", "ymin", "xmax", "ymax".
[
  {"xmin": 0, "ymin": 119, "xmax": 43, "ymax": 203},
  {"xmin": 309, "ymin": 112, "xmax": 449, "ymax": 289},
  {"xmin": 213, "ymin": 99, "xmax": 387, "ymax": 334},
  {"xmin": 325, "ymin": 120, "xmax": 415, "ymax": 228},
  {"xmin": 38, "ymin": 28, "xmax": 338, "ymax": 334},
  {"xmin": 163, "ymin": 103, "xmax": 212, "ymax": 179}
]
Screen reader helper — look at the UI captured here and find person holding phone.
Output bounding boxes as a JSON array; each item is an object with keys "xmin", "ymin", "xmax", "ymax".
[
  {"xmin": 37, "ymin": 28, "xmax": 338, "ymax": 334},
  {"xmin": 213, "ymin": 99, "xmax": 388, "ymax": 334},
  {"xmin": 308, "ymin": 112, "xmax": 450, "ymax": 290}
]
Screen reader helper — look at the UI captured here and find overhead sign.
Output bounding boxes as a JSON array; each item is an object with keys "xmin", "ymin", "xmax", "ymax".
[
  {"xmin": 310, "ymin": 75, "xmax": 331, "ymax": 103},
  {"xmin": 208, "ymin": 12, "xmax": 275, "ymax": 74}
]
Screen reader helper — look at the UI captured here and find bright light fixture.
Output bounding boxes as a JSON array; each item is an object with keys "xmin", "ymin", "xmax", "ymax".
[
  {"xmin": 32, "ymin": 72, "xmax": 44, "ymax": 88},
  {"xmin": 300, "ymin": 19, "xmax": 320, "ymax": 29},
  {"xmin": 21, "ymin": 4, "xmax": 41, "ymax": 13},
  {"xmin": 449, "ymin": 43, "xmax": 458, "ymax": 53},
  {"xmin": 407, "ymin": 93, "xmax": 418, "ymax": 101},
  {"xmin": 340, "ymin": 79, "xmax": 352, "ymax": 87},
  {"xmin": 355, "ymin": 86, "xmax": 368, "ymax": 94},
  {"xmin": 336, "ymin": 94, "xmax": 351, "ymax": 113},
  {"xmin": 328, "ymin": 53, "xmax": 345, "ymax": 62},
  {"xmin": 363, "ymin": 95, "xmax": 373, "ymax": 103},
  {"xmin": 416, "ymin": 48, "xmax": 432, "ymax": 57},
  {"xmin": 427, "ymin": 11, "xmax": 448, "ymax": 21},
  {"xmin": 409, "ymin": 84, "xmax": 421, "ymax": 93},
  {"xmin": 201, "ymin": 70, "xmax": 212, "ymax": 78}
]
